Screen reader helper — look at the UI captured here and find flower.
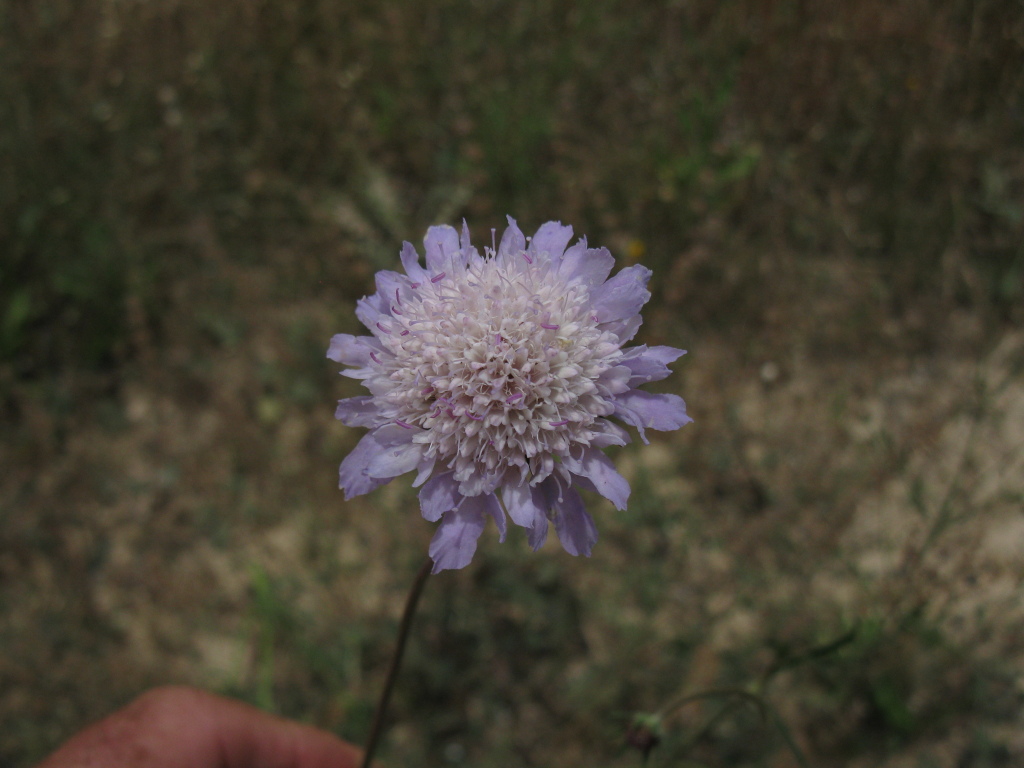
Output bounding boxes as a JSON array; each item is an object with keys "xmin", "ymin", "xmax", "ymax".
[{"xmin": 329, "ymin": 217, "xmax": 691, "ymax": 572}]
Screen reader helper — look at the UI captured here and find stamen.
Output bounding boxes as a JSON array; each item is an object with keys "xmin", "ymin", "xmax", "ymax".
[
  {"xmin": 540, "ymin": 323, "xmax": 560, "ymax": 330},
  {"xmin": 400, "ymin": 330, "xmax": 410, "ymax": 336},
  {"xmin": 395, "ymin": 420, "xmax": 414, "ymax": 429},
  {"xmin": 467, "ymin": 413, "xmax": 483, "ymax": 421},
  {"xmin": 369, "ymin": 352, "xmax": 381, "ymax": 364},
  {"xmin": 522, "ymin": 252, "xmax": 533, "ymax": 264},
  {"xmin": 376, "ymin": 322, "xmax": 389, "ymax": 333},
  {"xmin": 395, "ymin": 288, "xmax": 401, "ymax": 305},
  {"xmin": 550, "ymin": 420, "xmax": 569, "ymax": 427},
  {"xmin": 430, "ymin": 272, "xmax": 446, "ymax": 283},
  {"xmin": 506, "ymin": 393, "xmax": 523, "ymax": 404}
]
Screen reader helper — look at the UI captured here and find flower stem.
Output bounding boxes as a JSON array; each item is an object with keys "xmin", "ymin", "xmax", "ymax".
[{"xmin": 360, "ymin": 556, "xmax": 433, "ymax": 768}]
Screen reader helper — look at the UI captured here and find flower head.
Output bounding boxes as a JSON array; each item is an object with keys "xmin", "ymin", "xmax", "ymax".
[{"xmin": 330, "ymin": 218, "xmax": 691, "ymax": 572}]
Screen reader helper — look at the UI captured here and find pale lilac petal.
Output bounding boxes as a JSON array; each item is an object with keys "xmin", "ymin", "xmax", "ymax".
[
  {"xmin": 419, "ymin": 471, "xmax": 460, "ymax": 522},
  {"xmin": 340, "ymin": 366, "xmax": 375, "ymax": 380},
  {"xmin": 571, "ymin": 474, "xmax": 598, "ymax": 494},
  {"xmin": 462, "ymin": 492, "xmax": 506, "ymax": 543},
  {"xmin": 565, "ymin": 448, "xmax": 630, "ymax": 511},
  {"xmin": 424, "ymin": 225, "xmax": 460, "ymax": 271},
  {"xmin": 457, "ymin": 471, "xmax": 502, "ymax": 497},
  {"xmin": 400, "ymin": 241, "xmax": 428, "ymax": 283},
  {"xmin": 589, "ymin": 419, "xmax": 631, "ymax": 448},
  {"xmin": 361, "ymin": 422, "xmax": 422, "ymax": 478},
  {"xmin": 602, "ymin": 315, "xmax": 643, "ymax": 343},
  {"xmin": 557, "ymin": 243, "xmax": 615, "ymax": 288},
  {"xmin": 334, "ymin": 396, "xmax": 384, "ymax": 427},
  {"xmin": 355, "ymin": 296, "xmax": 389, "ymax": 336},
  {"xmin": 614, "ymin": 390, "xmax": 692, "ymax": 444},
  {"xmin": 498, "ymin": 216, "xmax": 526, "ymax": 257},
  {"xmin": 590, "ymin": 265, "xmax": 652, "ymax": 322},
  {"xmin": 370, "ymin": 422, "xmax": 418, "ymax": 446},
  {"xmin": 527, "ymin": 516, "xmax": 549, "ymax": 551},
  {"xmin": 502, "ymin": 482, "xmax": 547, "ymax": 529},
  {"xmin": 338, "ymin": 432, "xmax": 391, "ymax": 499},
  {"xmin": 412, "ymin": 456, "xmax": 435, "ymax": 488},
  {"xmin": 530, "ymin": 221, "xmax": 574, "ymax": 260},
  {"xmin": 367, "ymin": 440, "xmax": 424, "ymax": 479},
  {"xmin": 459, "ymin": 221, "xmax": 483, "ymax": 268},
  {"xmin": 326, "ymin": 334, "xmax": 381, "ymax": 366},
  {"xmin": 429, "ymin": 504, "xmax": 487, "ymax": 573},
  {"xmin": 374, "ymin": 270, "xmax": 407, "ymax": 310},
  {"xmin": 597, "ymin": 365, "xmax": 632, "ymax": 396},
  {"xmin": 621, "ymin": 345, "xmax": 687, "ymax": 386},
  {"xmin": 548, "ymin": 484, "xmax": 598, "ymax": 557}
]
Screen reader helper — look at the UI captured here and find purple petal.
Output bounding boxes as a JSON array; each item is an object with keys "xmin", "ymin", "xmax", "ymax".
[
  {"xmin": 602, "ymin": 315, "xmax": 643, "ymax": 343},
  {"xmin": 498, "ymin": 216, "xmax": 526, "ymax": 257},
  {"xmin": 367, "ymin": 440, "xmax": 424, "ymax": 479},
  {"xmin": 334, "ymin": 396, "xmax": 384, "ymax": 427},
  {"xmin": 375, "ymin": 269, "xmax": 414, "ymax": 310},
  {"xmin": 557, "ymin": 242, "xmax": 615, "ymax": 287},
  {"xmin": 598, "ymin": 364, "xmax": 632, "ymax": 396},
  {"xmin": 530, "ymin": 221, "xmax": 574, "ymax": 260},
  {"xmin": 429, "ymin": 504, "xmax": 487, "ymax": 573},
  {"xmin": 545, "ymin": 482, "xmax": 598, "ymax": 557},
  {"xmin": 614, "ymin": 390, "xmax": 692, "ymax": 444},
  {"xmin": 363, "ymin": 423, "xmax": 423, "ymax": 478},
  {"xmin": 419, "ymin": 471, "xmax": 460, "ymax": 522},
  {"xmin": 527, "ymin": 515, "xmax": 549, "ymax": 551},
  {"xmin": 565, "ymin": 448, "xmax": 630, "ymax": 511},
  {"xmin": 462, "ymin": 492, "xmax": 506, "ymax": 543},
  {"xmin": 340, "ymin": 366, "xmax": 376, "ymax": 381},
  {"xmin": 326, "ymin": 334, "xmax": 381, "ymax": 366},
  {"xmin": 355, "ymin": 296, "xmax": 389, "ymax": 337},
  {"xmin": 457, "ymin": 472, "xmax": 502, "ymax": 497},
  {"xmin": 371, "ymin": 422, "xmax": 418, "ymax": 447},
  {"xmin": 338, "ymin": 432, "xmax": 391, "ymax": 499},
  {"xmin": 590, "ymin": 265, "xmax": 652, "ymax": 323},
  {"xmin": 400, "ymin": 241, "xmax": 428, "ymax": 283},
  {"xmin": 412, "ymin": 456, "xmax": 435, "ymax": 488},
  {"xmin": 621, "ymin": 345, "xmax": 687, "ymax": 386},
  {"xmin": 502, "ymin": 482, "xmax": 547, "ymax": 529},
  {"xmin": 460, "ymin": 220, "xmax": 483, "ymax": 268},
  {"xmin": 424, "ymin": 224, "xmax": 460, "ymax": 271},
  {"xmin": 589, "ymin": 419, "xmax": 631, "ymax": 448},
  {"xmin": 374, "ymin": 269, "xmax": 405, "ymax": 299}
]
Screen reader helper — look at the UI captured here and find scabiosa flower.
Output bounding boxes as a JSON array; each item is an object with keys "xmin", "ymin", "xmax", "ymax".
[{"xmin": 329, "ymin": 218, "xmax": 691, "ymax": 572}]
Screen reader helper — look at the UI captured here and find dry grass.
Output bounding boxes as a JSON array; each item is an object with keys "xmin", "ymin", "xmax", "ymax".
[{"xmin": 2, "ymin": 1, "xmax": 1023, "ymax": 766}]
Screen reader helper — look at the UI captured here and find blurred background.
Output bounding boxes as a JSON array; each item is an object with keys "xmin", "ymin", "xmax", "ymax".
[{"xmin": 2, "ymin": 1, "xmax": 1023, "ymax": 765}]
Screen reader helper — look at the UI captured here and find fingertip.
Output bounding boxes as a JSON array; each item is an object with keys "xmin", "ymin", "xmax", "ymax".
[{"xmin": 33, "ymin": 686, "xmax": 364, "ymax": 768}]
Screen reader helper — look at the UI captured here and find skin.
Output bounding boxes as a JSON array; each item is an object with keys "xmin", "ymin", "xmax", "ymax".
[{"xmin": 34, "ymin": 686, "xmax": 362, "ymax": 768}]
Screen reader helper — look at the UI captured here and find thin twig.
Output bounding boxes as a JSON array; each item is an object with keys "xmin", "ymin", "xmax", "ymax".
[{"xmin": 360, "ymin": 556, "xmax": 433, "ymax": 768}]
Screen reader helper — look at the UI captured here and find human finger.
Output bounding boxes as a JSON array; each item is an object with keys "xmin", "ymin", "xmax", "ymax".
[{"xmin": 34, "ymin": 685, "xmax": 363, "ymax": 768}]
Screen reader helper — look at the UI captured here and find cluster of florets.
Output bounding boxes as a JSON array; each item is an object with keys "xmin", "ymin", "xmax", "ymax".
[{"xmin": 330, "ymin": 218, "xmax": 690, "ymax": 572}]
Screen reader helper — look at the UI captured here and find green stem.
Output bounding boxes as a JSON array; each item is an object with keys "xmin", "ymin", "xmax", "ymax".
[{"xmin": 360, "ymin": 556, "xmax": 433, "ymax": 768}]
